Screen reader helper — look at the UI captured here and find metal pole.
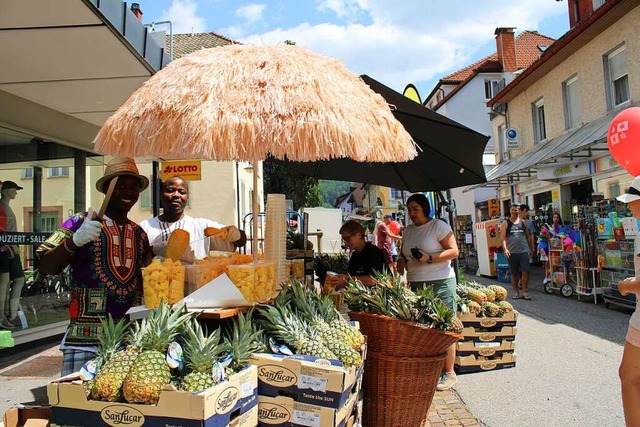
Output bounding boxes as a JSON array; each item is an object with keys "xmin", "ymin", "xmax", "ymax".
[{"xmin": 152, "ymin": 161, "xmax": 160, "ymax": 217}]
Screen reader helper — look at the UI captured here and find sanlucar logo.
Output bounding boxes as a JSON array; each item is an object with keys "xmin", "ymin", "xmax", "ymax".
[
  {"xmin": 479, "ymin": 319, "xmax": 497, "ymax": 328},
  {"xmin": 216, "ymin": 386, "xmax": 239, "ymax": 414},
  {"xmin": 478, "ymin": 348, "xmax": 496, "ymax": 357},
  {"xmin": 480, "ymin": 361, "xmax": 497, "ymax": 370},
  {"xmin": 259, "ymin": 365, "xmax": 297, "ymax": 387},
  {"xmin": 100, "ymin": 405, "xmax": 145, "ymax": 426},
  {"xmin": 258, "ymin": 403, "xmax": 291, "ymax": 424}
]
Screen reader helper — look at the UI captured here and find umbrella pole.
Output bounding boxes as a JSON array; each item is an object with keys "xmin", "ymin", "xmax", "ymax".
[{"xmin": 252, "ymin": 157, "xmax": 259, "ymax": 264}]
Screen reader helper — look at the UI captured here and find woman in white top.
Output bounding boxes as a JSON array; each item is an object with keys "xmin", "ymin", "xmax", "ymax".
[
  {"xmin": 139, "ymin": 177, "xmax": 246, "ymax": 262},
  {"xmin": 397, "ymin": 193, "xmax": 459, "ymax": 391}
]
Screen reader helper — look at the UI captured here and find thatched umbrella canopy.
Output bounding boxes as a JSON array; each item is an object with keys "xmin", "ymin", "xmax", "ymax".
[
  {"xmin": 94, "ymin": 44, "xmax": 417, "ymax": 162},
  {"xmin": 93, "ymin": 44, "xmax": 418, "ymax": 261}
]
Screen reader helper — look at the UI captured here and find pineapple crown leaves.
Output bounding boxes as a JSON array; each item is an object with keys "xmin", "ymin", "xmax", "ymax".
[
  {"xmin": 96, "ymin": 315, "xmax": 131, "ymax": 364},
  {"xmin": 428, "ymin": 299, "xmax": 455, "ymax": 330},
  {"xmin": 182, "ymin": 320, "xmax": 229, "ymax": 374},
  {"xmin": 224, "ymin": 310, "xmax": 265, "ymax": 372},
  {"xmin": 141, "ymin": 302, "xmax": 197, "ymax": 352}
]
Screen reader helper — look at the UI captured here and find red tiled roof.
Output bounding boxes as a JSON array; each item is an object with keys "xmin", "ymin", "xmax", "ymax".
[
  {"xmin": 170, "ymin": 32, "xmax": 239, "ymax": 59},
  {"xmin": 442, "ymin": 31, "xmax": 556, "ymax": 81},
  {"xmin": 488, "ymin": 0, "xmax": 626, "ymax": 107},
  {"xmin": 432, "ymin": 31, "xmax": 556, "ymax": 110}
]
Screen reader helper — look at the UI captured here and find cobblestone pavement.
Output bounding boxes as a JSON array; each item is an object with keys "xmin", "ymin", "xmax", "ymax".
[{"xmin": 424, "ymin": 389, "xmax": 483, "ymax": 427}]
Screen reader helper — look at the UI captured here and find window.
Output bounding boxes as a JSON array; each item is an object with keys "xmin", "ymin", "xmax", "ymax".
[
  {"xmin": 608, "ymin": 181, "xmax": 621, "ymax": 199},
  {"xmin": 21, "ymin": 168, "xmax": 34, "ymax": 179},
  {"xmin": 562, "ymin": 75, "xmax": 581, "ymax": 130},
  {"xmin": 48, "ymin": 166, "xmax": 69, "ymax": 178},
  {"xmin": 604, "ymin": 45, "xmax": 629, "ymax": 109},
  {"xmin": 498, "ymin": 125, "xmax": 508, "ymax": 161},
  {"xmin": 532, "ymin": 98, "xmax": 546, "ymax": 144},
  {"xmin": 484, "ymin": 80, "xmax": 500, "ymax": 99},
  {"xmin": 593, "ymin": 0, "xmax": 605, "ymax": 10}
]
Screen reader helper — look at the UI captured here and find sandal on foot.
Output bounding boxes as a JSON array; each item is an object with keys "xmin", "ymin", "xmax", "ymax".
[
  {"xmin": 512, "ymin": 295, "xmax": 520, "ymax": 300},
  {"xmin": 523, "ymin": 295, "xmax": 531, "ymax": 300}
]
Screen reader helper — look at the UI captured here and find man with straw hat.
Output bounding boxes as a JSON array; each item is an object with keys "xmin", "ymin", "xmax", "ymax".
[{"xmin": 37, "ymin": 157, "xmax": 152, "ymax": 375}]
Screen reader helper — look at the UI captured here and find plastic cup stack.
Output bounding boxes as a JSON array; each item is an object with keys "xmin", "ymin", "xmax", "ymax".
[{"xmin": 264, "ymin": 194, "xmax": 287, "ymax": 287}]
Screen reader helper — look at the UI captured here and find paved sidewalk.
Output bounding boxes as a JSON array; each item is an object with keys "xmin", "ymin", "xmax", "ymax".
[{"xmin": 426, "ymin": 389, "xmax": 483, "ymax": 427}]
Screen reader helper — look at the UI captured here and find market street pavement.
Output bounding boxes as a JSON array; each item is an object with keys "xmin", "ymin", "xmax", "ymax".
[{"xmin": 456, "ymin": 266, "xmax": 628, "ymax": 427}]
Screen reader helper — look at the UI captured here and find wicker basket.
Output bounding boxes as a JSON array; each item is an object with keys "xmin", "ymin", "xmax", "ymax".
[
  {"xmin": 362, "ymin": 351, "xmax": 446, "ymax": 427},
  {"xmin": 349, "ymin": 311, "xmax": 462, "ymax": 357}
]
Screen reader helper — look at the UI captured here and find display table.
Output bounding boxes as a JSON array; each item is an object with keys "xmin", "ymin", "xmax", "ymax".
[{"xmin": 127, "ymin": 305, "xmax": 248, "ymax": 320}]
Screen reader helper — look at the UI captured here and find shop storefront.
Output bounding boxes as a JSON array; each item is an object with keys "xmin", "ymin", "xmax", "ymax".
[{"xmin": 0, "ymin": 0, "xmax": 170, "ymax": 344}]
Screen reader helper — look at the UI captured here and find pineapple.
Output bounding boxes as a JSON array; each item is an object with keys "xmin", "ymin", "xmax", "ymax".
[
  {"xmin": 481, "ymin": 302, "xmax": 500, "ymax": 317},
  {"xmin": 429, "ymin": 300, "xmax": 456, "ymax": 331},
  {"xmin": 180, "ymin": 320, "xmax": 228, "ymax": 392},
  {"xmin": 488, "ymin": 285, "xmax": 508, "ymax": 302},
  {"xmin": 449, "ymin": 317, "xmax": 464, "ymax": 335},
  {"xmin": 497, "ymin": 300, "xmax": 514, "ymax": 315},
  {"xmin": 289, "ymin": 281, "xmax": 365, "ymax": 351},
  {"xmin": 258, "ymin": 304, "xmax": 337, "ymax": 360},
  {"xmin": 479, "ymin": 287, "xmax": 496, "ymax": 303},
  {"xmin": 467, "ymin": 301, "xmax": 482, "ymax": 316},
  {"xmin": 466, "ymin": 288, "xmax": 487, "ymax": 305},
  {"xmin": 92, "ymin": 319, "xmax": 144, "ymax": 402},
  {"xmin": 123, "ymin": 302, "xmax": 195, "ymax": 404}
]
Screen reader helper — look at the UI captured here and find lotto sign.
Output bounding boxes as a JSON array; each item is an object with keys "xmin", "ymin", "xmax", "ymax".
[
  {"xmin": 607, "ymin": 107, "xmax": 640, "ymax": 176},
  {"xmin": 161, "ymin": 160, "xmax": 202, "ymax": 181}
]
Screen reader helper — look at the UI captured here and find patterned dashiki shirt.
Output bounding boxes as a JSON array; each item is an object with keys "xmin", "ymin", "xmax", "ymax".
[{"xmin": 36, "ymin": 212, "xmax": 151, "ymax": 347}]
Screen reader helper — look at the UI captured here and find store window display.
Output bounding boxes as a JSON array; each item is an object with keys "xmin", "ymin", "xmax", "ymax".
[{"xmin": 0, "ymin": 181, "xmax": 26, "ymax": 329}]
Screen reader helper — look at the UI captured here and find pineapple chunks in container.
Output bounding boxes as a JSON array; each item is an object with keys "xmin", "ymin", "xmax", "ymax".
[
  {"xmin": 227, "ymin": 262, "xmax": 276, "ymax": 304},
  {"xmin": 291, "ymin": 259, "xmax": 305, "ymax": 280},
  {"xmin": 185, "ymin": 259, "xmax": 224, "ymax": 294},
  {"xmin": 141, "ymin": 258, "xmax": 185, "ymax": 308},
  {"xmin": 227, "ymin": 264, "xmax": 255, "ymax": 303}
]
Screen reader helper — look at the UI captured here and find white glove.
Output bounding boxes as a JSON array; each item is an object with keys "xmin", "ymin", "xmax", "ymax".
[
  {"xmin": 222, "ymin": 225, "xmax": 241, "ymax": 242},
  {"xmin": 72, "ymin": 208, "xmax": 103, "ymax": 247}
]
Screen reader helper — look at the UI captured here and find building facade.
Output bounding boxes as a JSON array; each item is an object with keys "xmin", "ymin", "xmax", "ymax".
[{"xmin": 485, "ymin": 0, "xmax": 637, "ymax": 220}]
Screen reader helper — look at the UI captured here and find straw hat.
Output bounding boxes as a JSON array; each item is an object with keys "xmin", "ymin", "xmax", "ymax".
[{"xmin": 95, "ymin": 157, "xmax": 149, "ymax": 193}]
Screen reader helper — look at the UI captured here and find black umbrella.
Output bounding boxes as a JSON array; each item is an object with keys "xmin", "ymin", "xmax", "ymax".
[{"xmin": 273, "ymin": 75, "xmax": 489, "ymax": 192}]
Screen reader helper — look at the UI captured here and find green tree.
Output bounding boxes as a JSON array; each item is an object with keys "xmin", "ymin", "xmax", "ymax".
[
  {"xmin": 319, "ymin": 180, "xmax": 353, "ymax": 207},
  {"xmin": 263, "ymin": 159, "xmax": 324, "ymax": 210}
]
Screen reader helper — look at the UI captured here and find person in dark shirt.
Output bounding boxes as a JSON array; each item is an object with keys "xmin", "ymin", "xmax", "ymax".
[{"xmin": 338, "ymin": 219, "xmax": 388, "ymax": 285}]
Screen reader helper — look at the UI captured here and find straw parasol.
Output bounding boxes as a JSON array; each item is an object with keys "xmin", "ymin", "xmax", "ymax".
[{"xmin": 93, "ymin": 44, "xmax": 418, "ymax": 260}]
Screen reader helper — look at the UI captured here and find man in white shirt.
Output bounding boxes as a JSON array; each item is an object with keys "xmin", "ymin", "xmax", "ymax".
[{"xmin": 139, "ymin": 176, "xmax": 246, "ymax": 262}]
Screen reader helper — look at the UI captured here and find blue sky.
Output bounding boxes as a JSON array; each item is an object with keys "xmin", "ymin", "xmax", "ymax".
[{"xmin": 138, "ymin": 0, "xmax": 570, "ymax": 99}]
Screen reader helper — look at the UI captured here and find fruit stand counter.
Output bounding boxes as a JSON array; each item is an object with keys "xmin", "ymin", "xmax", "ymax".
[{"xmin": 127, "ymin": 305, "xmax": 249, "ymax": 320}]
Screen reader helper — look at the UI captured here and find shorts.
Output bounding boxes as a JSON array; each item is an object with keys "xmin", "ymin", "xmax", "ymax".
[
  {"xmin": 61, "ymin": 348, "xmax": 97, "ymax": 376},
  {"xmin": 409, "ymin": 277, "xmax": 457, "ymax": 314},
  {"xmin": 508, "ymin": 252, "xmax": 530, "ymax": 276},
  {"xmin": 0, "ymin": 251, "xmax": 24, "ymax": 279},
  {"xmin": 626, "ymin": 325, "xmax": 640, "ymax": 348}
]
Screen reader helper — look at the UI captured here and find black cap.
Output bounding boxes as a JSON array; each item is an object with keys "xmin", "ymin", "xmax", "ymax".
[{"xmin": 1, "ymin": 180, "xmax": 23, "ymax": 190}]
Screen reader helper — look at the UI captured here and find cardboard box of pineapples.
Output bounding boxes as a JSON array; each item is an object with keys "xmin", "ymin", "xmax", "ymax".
[{"xmin": 48, "ymin": 365, "xmax": 258, "ymax": 426}]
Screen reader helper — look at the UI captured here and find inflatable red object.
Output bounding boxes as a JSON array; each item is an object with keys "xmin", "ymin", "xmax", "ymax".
[{"xmin": 608, "ymin": 107, "xmax": 640, "ymax": 176}]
